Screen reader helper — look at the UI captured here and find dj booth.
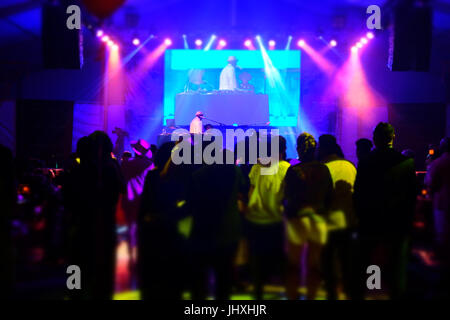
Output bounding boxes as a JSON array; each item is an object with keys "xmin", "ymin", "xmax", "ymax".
[{"xmin": 174, "ymin": 92, "xmax": 270, "ymax": 126}]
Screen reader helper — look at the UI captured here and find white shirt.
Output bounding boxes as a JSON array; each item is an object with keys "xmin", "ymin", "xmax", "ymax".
[
  {"xmin": 189, "ymin": 116, "xmax": 203, "ymax": 134},
  {"xmin": 219, "ymin": 64, "xmax": 237, "ymax": 90}
]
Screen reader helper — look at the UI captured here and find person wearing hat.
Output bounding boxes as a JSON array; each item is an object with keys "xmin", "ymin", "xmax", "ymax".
[
  {"xmin": 219, "ymin": 56, "xmax": 239, "ymax": 91},
  {"xmin": 190, "ymin": 111, "xmax": 204, "ymax": 134}
]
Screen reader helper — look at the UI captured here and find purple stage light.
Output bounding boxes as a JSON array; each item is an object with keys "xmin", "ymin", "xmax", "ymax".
[
  {"xmin": 96, "ymin": 30, "xmax": 104, "ymax": 38},
  {"xmin": 361, "ymin": 37, "xmax": 368, "ymax": 44},
  {"xmin": 356, "ymin": 42, "xmax": 363, "ymax": 48},
  {"xmin": 195, "ymin": 39, "xmax": 203, "ymax": 46},
  {"xmin": 366, "ymin": 32, "xmax": 374, "ymax": 39},
  {"xmin": 164, "ymin": 38, "xmax": 172, "ymax": 46},
  {"xmin": 330, "ymin": 39, "xmax": 337, "ymax": 47},
  {"xmin": 112, "ymin": 44, "xmax": 119, "ymax": 51},
  {"xmin": 351, "ymin": 46, "xmax": 358, "ymax": 53},
  {"xmin": 132, "ymin": 38, "xmax": 140, "ymax": 46},
  {"xmin": 101, "ymin": 35, "xmax": 109, "ymax": 42},
  {"xmin": 219, "ymin": 39, "xmax": 227, "ymax": 47},
  {"xmin": 268, "ymin": 40, "xmax": 276, "ymax": 47},
  {"xmin": 244, "ymin": 39, "xmax": 252, "ymax": 47},
  {"xmin": 107, "ymin": 40, "xmax": 114, "ymax": 47},
  {"xmin": 297, "ymin": 39, "xmax": 305, "ymax": 47}
]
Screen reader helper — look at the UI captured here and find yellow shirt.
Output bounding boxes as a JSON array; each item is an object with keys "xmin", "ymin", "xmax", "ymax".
[{"xmin": 246, "ymin": 160, "xmax": 290, "ymax": 224}]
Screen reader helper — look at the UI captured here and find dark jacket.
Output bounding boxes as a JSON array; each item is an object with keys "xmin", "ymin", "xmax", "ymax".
[{"xmin": 354, "ymin": 147, "xmax": 416, "ymax": 236}]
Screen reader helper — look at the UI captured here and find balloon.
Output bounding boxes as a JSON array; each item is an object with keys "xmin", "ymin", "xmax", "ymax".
[{"xmin": 81, "ymin": 0, "xmax": 126, "ymax": 20}]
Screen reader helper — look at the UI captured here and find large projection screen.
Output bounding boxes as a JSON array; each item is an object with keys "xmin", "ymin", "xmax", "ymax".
[{"xmin": 164, "ymin": 49, "xmax": 300, "ymax": 126}]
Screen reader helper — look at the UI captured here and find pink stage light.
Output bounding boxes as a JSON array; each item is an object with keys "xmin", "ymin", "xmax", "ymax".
[
  {"xmin": 356, "ymin": 42, "xmax": 363, "ymax": 48},
  {"xmin": 330, "ymin": 39, "xmax": 337, "ymax": 47},
  {"xmin": 107, "ymin": 40, "xmax": 114, "ymax": 47},
  {"xmin": 164, "ymin": 38, "xmax": 172, "ymax": 46},
  {"xmin": 297, "ymin": 39, "xmax": 305, "ymax": 47},
  {"xmin": 96, "ymin": 30, "xmax": 104, "ymax": 38},
  {"xmin": 219, "ymin": 39, "xmax": 227, "ymax": 47},
  {"xmin": 351, "ymin": 46, "xmax": 358, "ymax": 53},
  {"xmin": 361, "ymin": 37, "xmax": 368, "ymax": 44},
  {"xmin": 195, "ymin": 39, "xmax": 203, "ymax": 46},
  {"xmin": 366, "ymin": 32, "xmax": 374, "ymax": 39},
  {"xmin": 268, "ymin": 40, "xmax": 276, "ymax": 47},
  {"xmin": 132, "ymin": 38, "xmax": 140, "ymax": 46},
  {"xmin": 244, "ymin": 39, "xmax": 252, "ymax": 47},
  {"xmin": 101, "ymin": 35, "xmax": 109, "ymax": 42}
]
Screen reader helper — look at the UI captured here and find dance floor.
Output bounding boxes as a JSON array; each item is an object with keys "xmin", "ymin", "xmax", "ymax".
[{"xmin": 112, "ymin": 240, "xmax": 390, "ymax": 300}]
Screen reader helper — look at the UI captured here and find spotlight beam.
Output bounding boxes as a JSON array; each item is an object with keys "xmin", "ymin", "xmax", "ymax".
[
  {"xmin": 285, "ymin": 36, "xmax": 292, "ymax": 50},
  {"xmin": 123, "ymin": 34, "xmax": 154, "ymax": 65},
  {"xmin": 182, "ymin": 34, "xmax": 189, "ymax": 49},
  {"xmin": 300, "ymin": 41, "xmax": 336, "ymax": 76},
  {"xmin": 203, "ymin": 34, "xmax": 217, "ymax": 51}
]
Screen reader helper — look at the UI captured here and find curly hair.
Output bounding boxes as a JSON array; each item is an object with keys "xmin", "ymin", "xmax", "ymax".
[{"xmin": 297, "ymin": 132, "xmax": 316, "ymax": 161}]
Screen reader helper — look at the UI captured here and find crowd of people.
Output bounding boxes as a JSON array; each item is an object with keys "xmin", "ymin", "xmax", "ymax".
[{"xmin": 2, "ymin": 122, "xmax": 450, "ymax": 300}]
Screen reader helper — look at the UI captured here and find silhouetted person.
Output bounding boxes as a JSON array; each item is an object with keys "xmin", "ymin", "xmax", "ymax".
[
  {"xmin": 354, "ymin": 122, "xmax": 416, "ymax": 299},
  {"xmin": 138, "ymin": 142, "xmax": 189, "ymax": 300},
  {"xmin": 120, "ymin": 139, "xmax": 154, "ymax": 287},
  {"xmin": 283, "ymin": 133, "xmax": 333, "ymax": 300},
  {"xmin": 0, "ymin": 144, "xmax": 15, "ymax": 299},
  {"xmin": 245, "ymin": 135, "xmax": 290, "ymax": 300},
  {"xmin": 189, "ymin": 149, "xmax": 247, "ymax": 300},
  {"xmin": 65, "ymin": 132, "xmax": 125, "ymax": 299},
  {"xmin": 318, "ymin": 134, "xmax": 358, "ymax": 300},
  {"xmin": 355, "ymin": 138, "xmax": 373, "ymax": 167},
  {"xmin": 425, "ymin": 137, "xmax": 450, "ymax": 298}
]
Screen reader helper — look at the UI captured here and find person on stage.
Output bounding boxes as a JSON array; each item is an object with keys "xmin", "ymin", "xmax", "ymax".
[
  {"xmin": 190, "ymin": 111, "xmax": 204, "ymax": 134},
  {"xmin": 219, "ymin": 56, "xmax": 239, "ymax": 91}
]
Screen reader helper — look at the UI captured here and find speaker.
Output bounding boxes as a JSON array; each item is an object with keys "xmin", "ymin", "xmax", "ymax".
[
  {"xmin": 42, "ymin": 3, "xmax": 83, "ymax": 69},
  {"xmin": 388, "ymin": 1, "xmax": 432, "ymax": 71},
  {"xmin": 16, "ymin": 100, "xmax": 74, "ymax": 164}
]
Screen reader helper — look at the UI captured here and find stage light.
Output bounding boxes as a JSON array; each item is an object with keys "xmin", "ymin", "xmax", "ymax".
[
  {"xmin": 297, "ymin": 39, "xmax": 305, "ymax": 47},
  {"xmin": 107, "ymin": 40, "xmax": 114, "ymax": 47},
  {"xmin": 219, "ymin": 39, "xmax": 227, "ymax": 47},
  {"xmin": 356, "ymin": 42, "xmax": 363, "ymax": 48},
  {"xmin": 132, "ymin": 38, "xmax": 140, "ymax": 46},
  {"xmin": 96, "ymin": 30, "xmax": 104, "ymax": 38},
  {"xmin": 366, "ymin": 32, "xmax": 374, "ymax": 39},
  {"xmin": 164, "ymin": 38, "xmax": 172, "ymax": 46},
  {"xmin": 330, "ymin": 39, "xmax": 337, "ymax": 47},
  {"xmin": 101, "ymin": 35, "xmax": 109, "ymax": 42},
  {"xmin": 244, "ymin": 39, "xmax": 252, "ymax": 47},
  {"xmin": 351, "ymin": 46, "xmax": 358, "ymax": 53},
  {"xmin": 195, "ymin": 39, "xmax": 203, "ymax": 46},
  {"xmin": 112, "ymin": 44, "xmax": 119, "ymax": 51},
  {"xmin": 361, "ymin": 37, "xmax": 368, "ymax": 44},
  {"xmin": 268, "ymin": 40, "xmax": 276, "ymax": 47}
]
